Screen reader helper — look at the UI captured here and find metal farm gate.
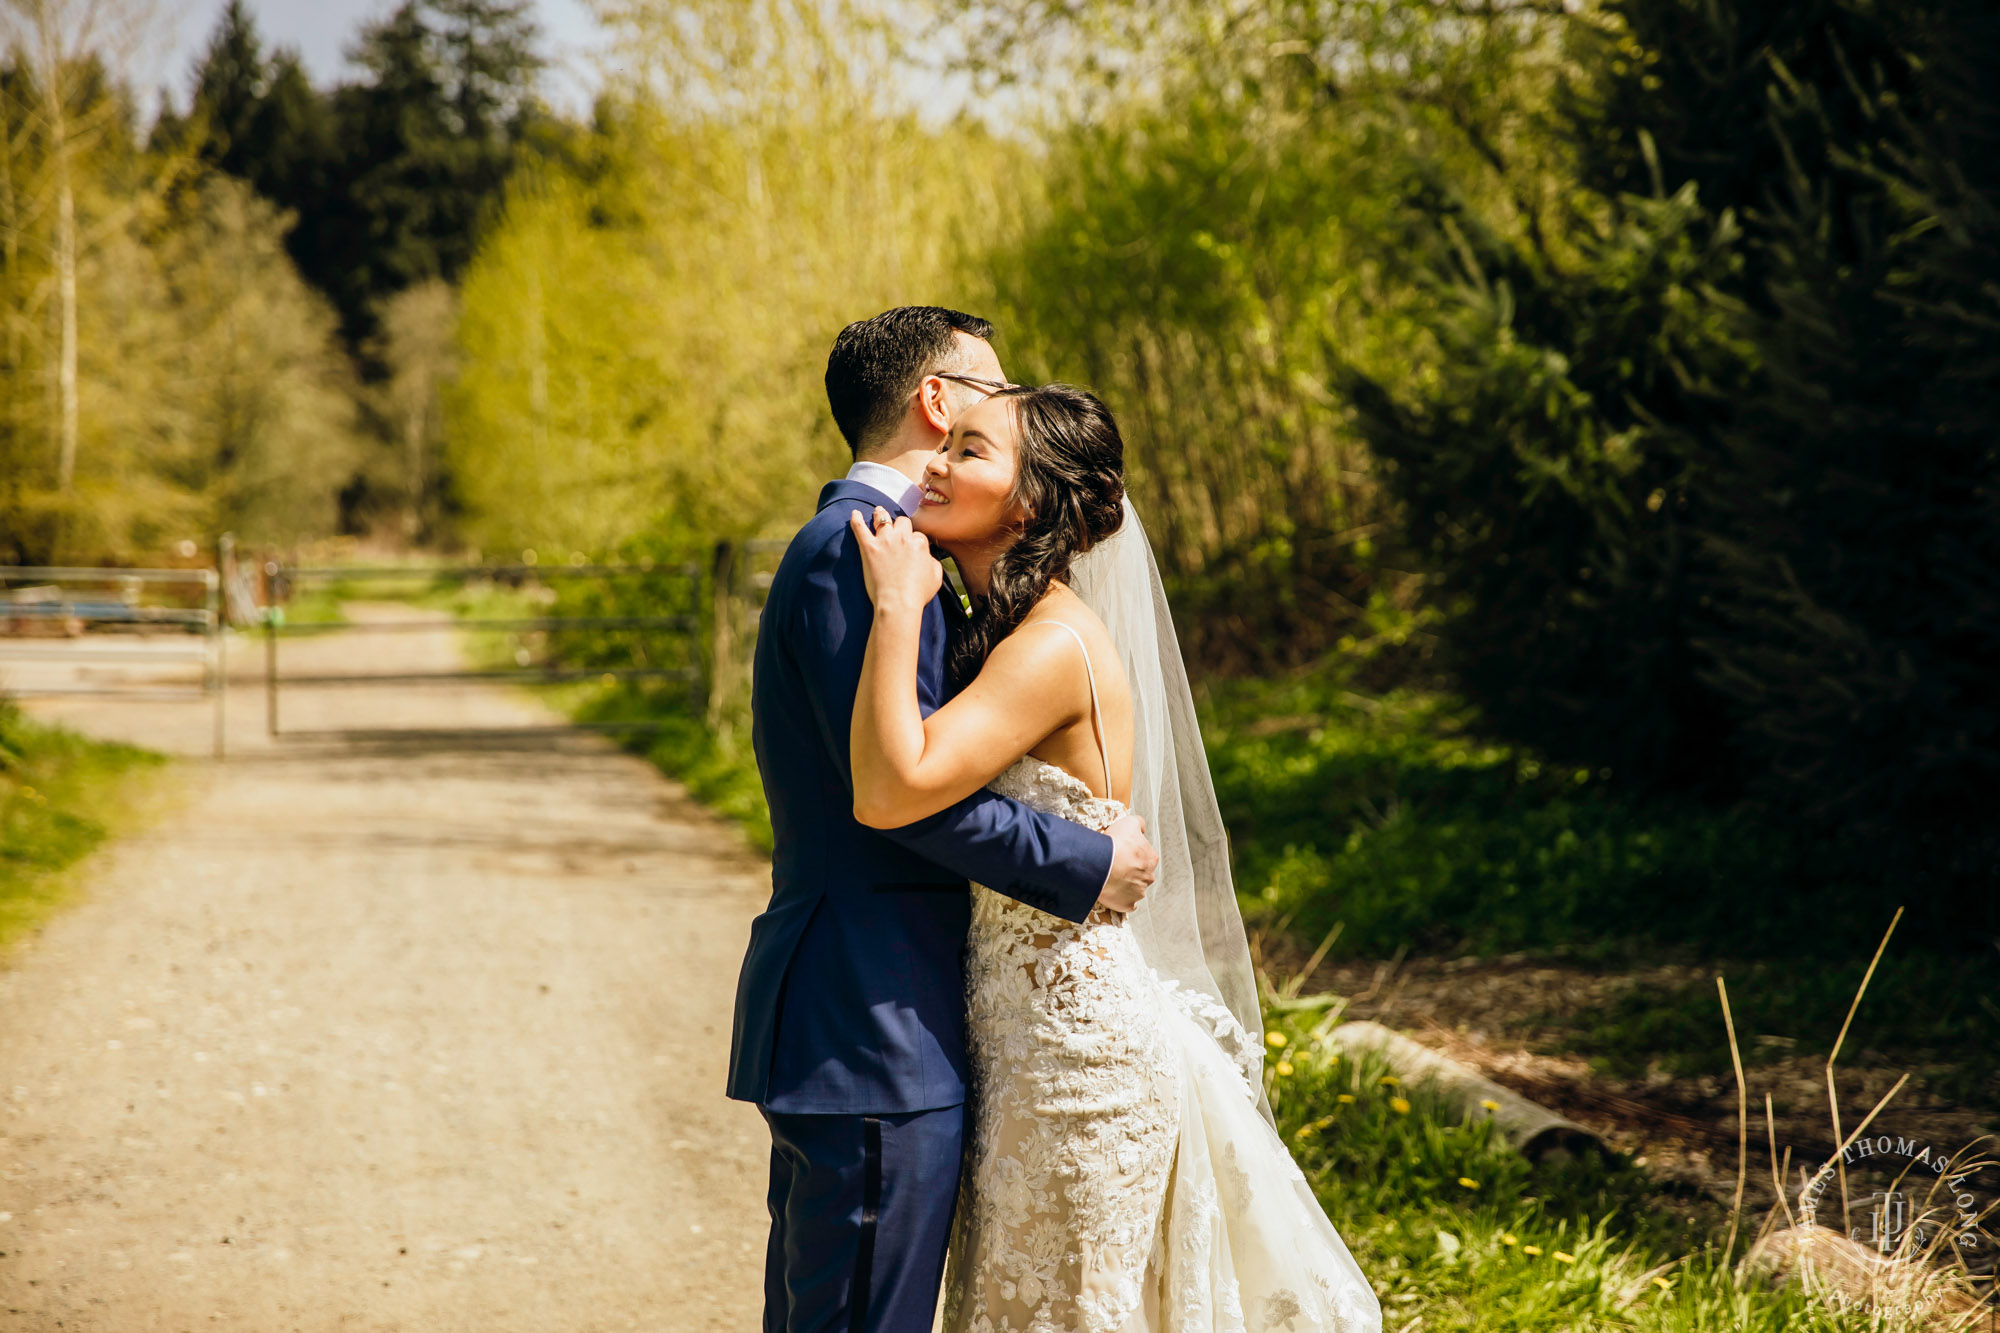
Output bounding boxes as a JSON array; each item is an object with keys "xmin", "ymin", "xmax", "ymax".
[
  {"xmin": 3, "ymin": 536, "xmax": 805, "ymax": 755},
  {"xmin": 0, "ymin": 563, "xmax": 227, "ymax": 754},
  {"xmin": 260, "ymin": 559, "xmax": 706, "ymax": 740}
]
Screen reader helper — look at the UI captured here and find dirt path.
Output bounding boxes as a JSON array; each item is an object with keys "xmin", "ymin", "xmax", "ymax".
[{"xmin": 0, "ymin": 605, "xmax": 773, "ymax": 1331}]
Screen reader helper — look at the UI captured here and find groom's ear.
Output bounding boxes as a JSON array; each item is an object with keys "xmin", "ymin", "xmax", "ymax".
[{"xmin": 914, "ymin": 373, "xmax": 954, "ymax": 438}]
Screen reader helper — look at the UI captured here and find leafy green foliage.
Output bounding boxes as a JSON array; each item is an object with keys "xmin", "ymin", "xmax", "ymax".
[
  {"xmin": 446, "ymin": 14, "xmax": 1029, "ymax": 557},
  {"xmin": 973, "ymin": 0, "xmax": 1568, "ymax": 673},
  {"xmin": 0, "ymin": 41, "xmax": 362, "ymax": 563},
  {"xmin": 1336, "ymin": 172, "xmax": 1750, "ymax": 795}
]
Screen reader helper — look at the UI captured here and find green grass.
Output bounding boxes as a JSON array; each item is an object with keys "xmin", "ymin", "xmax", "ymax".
[
  {"xmin": 0, "ymin": 701, "xmax": 166, "ymax": 954},
  {"xmin": 275, "ymin": 584, "xmax": 353, "ymax": 625},
  {"xmin": 1264, "ymin": 1011, "xmax": 1894, "ymax": 1332},
  {"xmin": 1203, "ymin": 654, "xmax": 2000, "ymax": 1113},
  {"xmin": 1199, "ymin": 659, "xmax": 1815, "ymax": 961}
]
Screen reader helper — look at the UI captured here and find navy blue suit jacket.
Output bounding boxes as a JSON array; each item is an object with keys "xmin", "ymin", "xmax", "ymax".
[{"xmin": 727, "ymin": 478, "xmax": 1113, "ymax": 1114}]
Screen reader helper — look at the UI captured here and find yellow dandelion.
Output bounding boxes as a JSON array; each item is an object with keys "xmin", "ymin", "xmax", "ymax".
[
  {"xmin": 1266, "ymin": 1031, "xmax": 1288, "ymax": 1048},
  {"xmin": 1457, "ymin": 1177, "xmax": 1479, "ymax": 1190},
  {"xmin": 1390, "ymin": 1097, "xmax": 1411, "ymax": 1115},
  {"xmin": 1522, "ymin": 1245, "xmax": 1543, "ymax": 1256},
  {"xmin": 1500, "ymin": 1234, "xmax": 1518, "ymax": 1246},
  {"xmin": 1378, "ymin": 1075, "xmax": 1399, "ymax": 1086},
  {"xmin": 1652, "ymin": 1276, "xmax": 1672, "ymax": 1291},
  {"xmin": 1293, "ymin": 1115, "xmax": 1336, "ymax": 1142},
  {"xmin": 1552, "ymin": 1251, "xmax": 1575, "ymax": 1264},
  {"xmin": 1480, "ymin": 1099, "xmax": 1500, "ymax": 1112},
  {"xmin": 1337, "ymin": 1093, "xmax": 1355, "ymax": 1104},
  {"xmin": 1275, "ymin": 1061, "xmax": 1294, "ymax": 1077}
]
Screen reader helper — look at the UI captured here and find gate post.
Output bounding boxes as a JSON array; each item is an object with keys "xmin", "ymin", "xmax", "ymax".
[
  {"xmin": 264, "ymin": 575, "xmax": 281, "ymax": 738},
  {"xmin": 205, "ymin": 560, "xmax": 225, "ymax": 759},
  {"xmin": 707, "ymin": 540, "xmax": 737, "ymax": 733}
]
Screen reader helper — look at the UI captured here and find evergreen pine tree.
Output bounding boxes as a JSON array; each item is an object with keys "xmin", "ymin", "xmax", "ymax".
[
  {"xmin": 168, "ymin": 0, "xmax": 543, "ymax": 349},
  {"xmin": 187, "ymin": 0, "xmax": 266, "ymax": 173},
  {"xmin": 1341, "ymin": 0, "xmax": 2000, "ymax": 926},
  {"xmin": 314, "ymin": 0, "xmax": 543, "ymax": 344},
  {"xmin": 1688, "ymin": 0, "xmax": 2000, "ymax": 913}
]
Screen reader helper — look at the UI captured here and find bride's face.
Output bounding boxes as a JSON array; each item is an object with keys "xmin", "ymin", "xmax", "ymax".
[{"xmin": 913, "ymin": 395, "xmax": 1028, "ymax": 547}]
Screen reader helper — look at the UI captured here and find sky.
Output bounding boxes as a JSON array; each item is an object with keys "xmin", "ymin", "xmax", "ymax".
[
  {"xmin": 137, "ymin": 0, "xmax": 1001, "ymax": 135},
  {"xmin": 142, "ymin": 0, "xmax": 611, "ymax": 115}
]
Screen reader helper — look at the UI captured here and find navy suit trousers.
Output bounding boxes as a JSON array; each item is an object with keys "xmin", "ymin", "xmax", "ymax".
[{"xmin": 759, "ymin": 1103, "xmax": 965, "ymax": 1333}]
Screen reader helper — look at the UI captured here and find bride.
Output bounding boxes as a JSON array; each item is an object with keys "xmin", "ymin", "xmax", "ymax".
[{"xmin": 845, "ymin": 382, "xmax": 1382, "ymax": 1333}]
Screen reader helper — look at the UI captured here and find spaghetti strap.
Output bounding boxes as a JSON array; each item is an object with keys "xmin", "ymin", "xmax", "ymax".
[{"xmin": 1031, "ymin": 620, "xmax": 1113, "ymax": 797}]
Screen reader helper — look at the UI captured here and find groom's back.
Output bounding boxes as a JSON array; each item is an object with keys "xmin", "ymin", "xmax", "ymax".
[{"xmin": 725, "ymin": 486, "xmax": 975, "ymax": 1115}]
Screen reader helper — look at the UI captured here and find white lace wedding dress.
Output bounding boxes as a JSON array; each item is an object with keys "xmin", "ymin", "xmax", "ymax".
[{"xmin": 941, "ymin": 623, "xmax": 1381, "ymax": 1333}]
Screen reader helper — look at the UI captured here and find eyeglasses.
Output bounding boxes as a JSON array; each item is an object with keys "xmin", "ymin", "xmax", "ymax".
[{"xmin": 934, "ymin": 370, "xmax": 1023, "ymax": 395}]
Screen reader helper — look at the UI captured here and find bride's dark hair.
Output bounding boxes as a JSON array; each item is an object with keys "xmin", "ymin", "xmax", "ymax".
[{"xmin": 946, "ymin": 382, "xmax": 1127, "ymax": 692}]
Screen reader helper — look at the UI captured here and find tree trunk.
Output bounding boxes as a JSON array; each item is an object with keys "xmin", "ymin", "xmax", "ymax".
[
  {"xmin": 1325, "ymin": 1021, "xmax": 1605, "ymax": 1162},
  {"xmin": 54, "ymin": 165, "xmax": 76, "ymax": 492},
  {"xmin": 43, "ymin": 39, "xmax": 78, "ymax": 497}
]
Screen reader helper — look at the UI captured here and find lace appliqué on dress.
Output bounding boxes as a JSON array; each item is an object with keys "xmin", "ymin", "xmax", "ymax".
[{"xmin": 945, "ymin": 757, "xmax": 1179, "ymax": 1333}]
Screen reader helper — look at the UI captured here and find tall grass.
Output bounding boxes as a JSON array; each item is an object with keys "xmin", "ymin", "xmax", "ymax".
[{"xmin": 0, "ymin": 701, "xmax": 164, "ymax": 953}]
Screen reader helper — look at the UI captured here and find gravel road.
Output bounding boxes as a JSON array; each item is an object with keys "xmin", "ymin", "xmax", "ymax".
[{"xmin": 0, "ymin": 604, "xmax": 773, "ymax": 1331}]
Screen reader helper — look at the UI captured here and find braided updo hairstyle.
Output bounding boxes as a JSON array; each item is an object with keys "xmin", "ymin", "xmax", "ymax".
[{"xmin": 945, "ymin": 383, "xmax": 1127, "ymax": 692}]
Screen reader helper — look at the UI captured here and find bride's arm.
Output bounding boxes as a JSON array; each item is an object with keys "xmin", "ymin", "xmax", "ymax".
[{"xmin": 849, "ymin": 508, "xmax": 1083, "ymax": 829}]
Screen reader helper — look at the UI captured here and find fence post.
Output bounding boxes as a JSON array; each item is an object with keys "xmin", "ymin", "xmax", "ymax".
[
  {"xmin": 206, "ymin": 561, "xmax": 225, "ymax": 759},
  {"xmin": 707, "ymin": 540, "xmax": 737, "ymax": 733},
  {"xmin": 265, "ymin": 597, "xmax": 280, "ymax": 738},
  {"xmin": 688, "ymin": 560, "xmax": 705, "ymax": 713}
]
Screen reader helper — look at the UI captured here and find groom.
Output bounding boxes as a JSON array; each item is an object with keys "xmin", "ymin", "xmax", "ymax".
[{"xmin": 727, "ymin": 306, "xmax": 1160, "ymax": 1332}]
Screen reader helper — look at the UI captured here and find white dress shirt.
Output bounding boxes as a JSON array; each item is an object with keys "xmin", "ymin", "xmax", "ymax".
[{"xmin": 844, "ymin": 459, "xmax": 923, "ymax": 515}]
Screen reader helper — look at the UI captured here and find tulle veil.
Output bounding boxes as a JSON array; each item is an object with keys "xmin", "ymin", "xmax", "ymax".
[
  {"xmin": 1063, "ymin": 497, "xmax": 1383, "ymax": 1332},
  {"xmin": 1065, "ymin": 495, "xmax": 1273, "ymax": 1126}
]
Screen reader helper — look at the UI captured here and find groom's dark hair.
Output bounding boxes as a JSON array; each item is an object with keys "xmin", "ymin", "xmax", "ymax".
[{"xmin": 826, "ymin": 306, "xmax": 995, "ymax": 457}]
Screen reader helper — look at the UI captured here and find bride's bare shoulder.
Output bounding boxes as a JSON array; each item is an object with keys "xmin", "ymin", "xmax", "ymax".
[
  {"xmin": 1024, "ymin": 582, "xmax": 1105, "ymax": 637},
  {"xmin": 1011, "ymin": 585, "xmax": 1127, "ymax": 689}
]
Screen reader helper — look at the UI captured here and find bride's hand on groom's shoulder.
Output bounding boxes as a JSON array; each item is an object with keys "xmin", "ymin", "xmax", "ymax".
[{"xmin": 849, "ymin": 505, "xmax": 942, "ymax": 613}]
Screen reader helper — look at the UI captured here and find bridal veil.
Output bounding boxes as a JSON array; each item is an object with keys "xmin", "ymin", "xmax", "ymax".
[{"xmin": 1066, "ymin": 496, "xmax": 1272, "ymax": 1126}]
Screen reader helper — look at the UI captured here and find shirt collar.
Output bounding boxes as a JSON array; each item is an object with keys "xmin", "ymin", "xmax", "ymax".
[{"xmin": 844, "ymin": 459, "xmax": 923, "ymax": 515}]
